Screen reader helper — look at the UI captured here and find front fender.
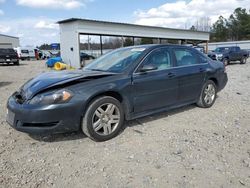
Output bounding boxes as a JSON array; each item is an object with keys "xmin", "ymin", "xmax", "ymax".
[{"xmin": 74, "ymin": 78, "xmax": 133, "ymax": 120}]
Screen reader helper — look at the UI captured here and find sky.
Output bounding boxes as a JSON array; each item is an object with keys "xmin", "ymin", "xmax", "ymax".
[{"xmin": 0, "ymin": 0, "xmax": 249, "ymax": 46}]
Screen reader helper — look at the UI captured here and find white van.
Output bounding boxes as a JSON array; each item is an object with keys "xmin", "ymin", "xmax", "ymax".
[{"xmin": 15, "ymin": 47, "xmax": 36, "ymax": 60}]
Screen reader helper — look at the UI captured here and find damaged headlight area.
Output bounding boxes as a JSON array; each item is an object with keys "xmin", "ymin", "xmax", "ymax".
[
  {"xmin": 216, "ymin": 54, "xmax": 223, "ymax": 60},
  {"xmin": 29, "ymin": 89, "xmax": 73, "ymax": 105}
]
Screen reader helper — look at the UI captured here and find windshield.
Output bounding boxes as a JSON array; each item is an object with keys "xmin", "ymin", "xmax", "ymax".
[
  {"xmin": 84, "ymin": 47, "xmax": 146, "ymax": 73},
  {"xmin": 21, "ymin": 50, "xmax": 29, "ymax": 53},
  {"xmin": 215, "ymin": 47, "xmax": 229, "ymax": 53}
]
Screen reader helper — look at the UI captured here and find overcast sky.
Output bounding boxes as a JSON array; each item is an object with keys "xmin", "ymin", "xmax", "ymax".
[{"xmin": 0, "ymin": 0, "xmax": 249, "ymax": 46}]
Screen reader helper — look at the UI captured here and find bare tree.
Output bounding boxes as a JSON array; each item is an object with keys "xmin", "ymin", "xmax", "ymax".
[{"xmin": 195, "ymin": 17, "xmax": 211, "ymax": 32}]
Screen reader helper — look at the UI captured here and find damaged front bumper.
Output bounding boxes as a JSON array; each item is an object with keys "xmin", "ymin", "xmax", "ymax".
[{"xmin": 6, "ymin": 95, "xmax": 83, "ymax": 134}]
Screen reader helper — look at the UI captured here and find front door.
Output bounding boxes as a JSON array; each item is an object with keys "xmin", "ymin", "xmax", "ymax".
[{"xmin": 132, "ymin": 48, "xmax": 178, "ymax": 113}]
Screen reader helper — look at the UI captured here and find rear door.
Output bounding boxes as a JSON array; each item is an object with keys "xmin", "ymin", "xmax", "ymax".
[
  {"xmin": 235, "ymin": 47, "xmax": 242, "ymax": 60},
  {"xmin": 229, "ymin": 47, "xmax": 239, "ymax": 61},
  {"xmin": 132, "ymin": 47, "xmax": 178, "ymax": 113},
  {"xmin": 172, "ymin": 48, "xmax": 207, "ymax": 103}
]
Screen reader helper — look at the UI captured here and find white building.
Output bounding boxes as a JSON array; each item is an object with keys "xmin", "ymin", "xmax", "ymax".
[
  {"xmin": 58, "ymin": 18, "xmax": 210, "ymax": 68},
  {"xmin": 0, "ymin": 34, "xmax": 20, "ymax": 48}
]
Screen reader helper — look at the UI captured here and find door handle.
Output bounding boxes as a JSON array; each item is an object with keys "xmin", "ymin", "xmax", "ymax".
[{"xmin": 167, "ymin": 72, "xmax": 176, "ymax": 78}]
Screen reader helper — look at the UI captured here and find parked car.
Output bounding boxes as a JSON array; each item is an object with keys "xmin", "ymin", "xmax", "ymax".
[
  {"xmin": 80, "ymin": 52, "xmax": 95, "ymax": 66},
  {"xmin": 80, "ymin": 52, "xmax": 95, "ymax": 61},
  {"xmin": 193, "ymin": 46, "xmax": 205, "ymax": 53},
  {"xmin": 0, "ymin": 48, "xmax": 19, "ymax": 65},
  {"xmin": 6, "ymin": 45, "xmax": 228, "ymax": 141},
  {"xmin": 208, "ymin": 46, "xmax": 249, "ymax": 65},
  {"xmin": 38, "ymin": 50, "xmax": 51, "ymax": 60},
  {"xmin": 49, "ymin": 51, "xmax": 60, "ymax": 58},
  {"xmin": 15, "ymin": 47, "xmax": 36, "ymax": 60}
]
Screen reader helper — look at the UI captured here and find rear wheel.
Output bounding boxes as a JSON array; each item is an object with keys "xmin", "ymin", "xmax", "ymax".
[
  {"xmin": 197, "ymin": 80, "xmax": 217, "ymax": 108},
  {"xmin": 14, "ymin": 61, "xmax": 19, "ymax": 66},
  {"xmin": 81, "ymin": 96, "xmax": 124, "ymax": 142},
  {"xmin": 240, "ymin": 57, "xmax": 247, "ymax": 64}
]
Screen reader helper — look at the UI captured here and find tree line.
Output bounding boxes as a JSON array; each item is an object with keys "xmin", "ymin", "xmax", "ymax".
[{"xmin": 210, "ymin": 7, "xmax": 250, "ymax": 42}]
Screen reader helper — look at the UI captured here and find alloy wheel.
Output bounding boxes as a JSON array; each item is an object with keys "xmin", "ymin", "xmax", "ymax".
[
  {"xmin": 92, "ymin": 103, "xmax": 120, "ymax": 136},
  {"xmin": 204, "ymin": 84, "xmax": 215, "ymax": 105}
]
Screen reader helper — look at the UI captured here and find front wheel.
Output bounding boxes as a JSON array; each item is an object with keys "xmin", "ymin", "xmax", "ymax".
[
  {"xmin": 240, "ymin": 57, "xmax": 247, "ymax": 64},
  {"xmin": 197, "ymin": 80, "xmax": 217, "ymax": 108},
  {"xmin": 81, "ymin": 96, "xmax": 124, "ymax": 142},
  {"xmin": 223, "ymin": 58, "xmax": 229, "ymax": 66}
]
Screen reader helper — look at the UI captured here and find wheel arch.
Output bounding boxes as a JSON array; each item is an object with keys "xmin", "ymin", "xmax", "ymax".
[
  {"xmin": 83, "ymin": 90, "xmax": 131, "ymax": 120},
  {"xmin": 208, "ymin": 77, "xmax": 218, "ymax": 87}
]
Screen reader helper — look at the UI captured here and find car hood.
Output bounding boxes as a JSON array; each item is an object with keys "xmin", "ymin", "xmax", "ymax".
[{"xmin": 20, "ymin": 70, "xmax": 116, "ymax": 100}]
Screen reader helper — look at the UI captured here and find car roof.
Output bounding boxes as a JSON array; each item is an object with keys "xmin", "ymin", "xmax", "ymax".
[{"xmin": 122, "ymin": 44, "xmax": 192, "ymax": 51}]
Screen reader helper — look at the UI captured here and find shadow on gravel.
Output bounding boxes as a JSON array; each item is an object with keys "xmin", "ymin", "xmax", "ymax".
[
  {"xmin": 128, "ymin": 104, "xmax": 197, "ymax": 128},
  {"xmin": 28, "ymin": 104, "xmax": 198, "ymax": 142},
  {"xmin": 29, "ymin": 131, "xmax": 87, "ymax": 143},
  {"xmin": 0, "ymin": 82, "xmax": 12, "ymax": 88},
  {"xmin": 227, "ymin": 61, "xmax": 246, "ymax": 66}
]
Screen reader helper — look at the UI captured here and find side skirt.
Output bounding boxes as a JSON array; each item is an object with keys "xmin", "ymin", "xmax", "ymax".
[{"xmin": 126, "ymin": 100, "xmax": 197, "ymax": 121}]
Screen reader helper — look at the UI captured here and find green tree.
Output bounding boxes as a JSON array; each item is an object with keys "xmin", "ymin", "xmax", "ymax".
[
  {"xmin": 211, "ymin": 16, "xmax": 228, "ymax": 42},
  {"xmin": 124, "ymin": 37, "xmax": 133, "ymax": 47},
  {"xmin": 38, "ymin": 43, "xmax": 52, "ymax": 50},
  {"xmin": 211, "ymin": 7, "xmax": 250, "ymax": 42},
  {"xmin": 227, "ymin": 8, "xmax": 250, "ymax": 40},
  {"xmin": 140, "ymin": 38, "xmax": 153, "ymax": 44}
]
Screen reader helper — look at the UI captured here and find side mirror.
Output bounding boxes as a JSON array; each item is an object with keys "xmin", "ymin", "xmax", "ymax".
[{"xmin": 140, "ymin": 65, "xmax": 158, "ymax": 72}]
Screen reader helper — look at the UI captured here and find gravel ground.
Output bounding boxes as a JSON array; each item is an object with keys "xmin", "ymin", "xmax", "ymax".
[{"xmin": 0, "ymin": 60, "xmax": 250, "ymax": 188}]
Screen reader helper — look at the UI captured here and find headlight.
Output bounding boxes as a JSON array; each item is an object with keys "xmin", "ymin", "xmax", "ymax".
[
  {"xmin": 29, "ymin": 89, "xmax": 73, "ymax": 105},
  {"xmin": 216, "ymin": 54, "xmax": 223, "ymax": 57}
]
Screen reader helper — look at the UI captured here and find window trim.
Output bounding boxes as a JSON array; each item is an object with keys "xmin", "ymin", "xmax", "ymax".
[
  {"xmin": 172, "ymin": 47, "xmax": 208, "ymax": 67},
  {"xmin": 133, "ymin": 47, "xmax": 174, "ymax": 74}
]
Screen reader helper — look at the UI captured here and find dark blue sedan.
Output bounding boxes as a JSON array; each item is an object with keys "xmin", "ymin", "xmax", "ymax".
[{"xmin": 6, "ymin": 45, "xmax": 228, "ymax": 141}]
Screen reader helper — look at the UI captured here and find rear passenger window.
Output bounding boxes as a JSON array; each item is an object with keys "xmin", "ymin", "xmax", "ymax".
[{"xmin": 174, "ymin": 49, "xmax": 197, "ymax": 66}]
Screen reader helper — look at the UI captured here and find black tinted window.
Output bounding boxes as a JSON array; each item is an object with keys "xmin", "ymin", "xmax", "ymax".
[
  {"xmin": 142, "ymin": 48, "xmax": 171, "ymax": 71},
  {"xmin": 174, "ymin": 49, "xmax": 197, "ymax": 66},
  {"xmin": 0, "ymin": 48, "xmax": 15, "ymax": 53},
  {"xmin": 21, "ymin": 50, "xmax": 29, "ymax": 53}
]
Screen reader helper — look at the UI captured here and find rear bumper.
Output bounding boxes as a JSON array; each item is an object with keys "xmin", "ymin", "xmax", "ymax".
[
  {"xmin": 0, "ymin": 59, "xmax": 18, "ymax": 63},
  {"xmin": 6, "ymin": 96, "xmax": 83, "ymax": 134}
]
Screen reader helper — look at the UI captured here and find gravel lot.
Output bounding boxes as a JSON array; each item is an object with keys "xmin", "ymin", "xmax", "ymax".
[{"xmin": 0, "ymin": 60, "xmax": 250, "ymax": 188}]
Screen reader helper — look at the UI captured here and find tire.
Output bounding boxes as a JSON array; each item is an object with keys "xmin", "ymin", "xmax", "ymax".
[
  {"xmin": 14, "ymin": 61, "xmax": 19, "ymax": 66},
  {"xmin": 197, "ymin": 80, "xmax": 217, "ymax": 108},
  {"xmin": 81, "ymin": 96, "xmax": 124, "ymax": 142},
  {"xmin": 223, "ymin": 58, "xmax": 229, "ymax": 66},
  {"xmin": 240, "ymin": 57, "xmax": 247, "ymax": 64}
]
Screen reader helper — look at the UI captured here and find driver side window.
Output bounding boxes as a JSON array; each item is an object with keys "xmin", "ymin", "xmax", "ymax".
[{"xmin": 141, "ymin": 48, "xmax": 172, "ymax": 71}]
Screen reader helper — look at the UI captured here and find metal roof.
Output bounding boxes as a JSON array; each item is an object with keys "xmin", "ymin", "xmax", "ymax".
[
  {"xmin": 58, "ymin": 18, "xmax": 210, "ymax": 41},
  {"xmin": 0, "ymin": 33, "xmax": 19, "ymax": 39},
  {"xmin": 57, "ymin": 18, "xmax": 210, "ymax": 35}
]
